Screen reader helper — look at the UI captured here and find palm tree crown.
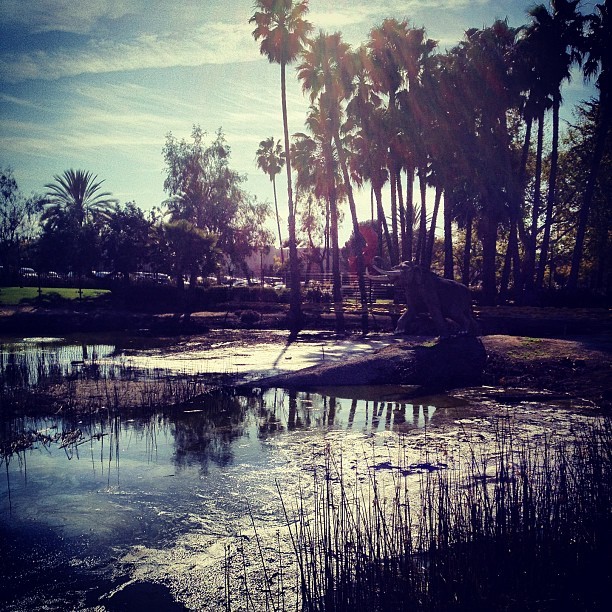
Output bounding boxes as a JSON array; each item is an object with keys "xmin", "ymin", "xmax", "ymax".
[
  {"xmin": 256, "ymin": 136, "xmax": 286, "ymax": 262},
  {"xmin": 43, "ymin": 169, "xmax": 116, "ymax": 228},
  {"xmin": 250, "ymin": 0, "xmax": 312, "ymax": 65},
  {"xmin": 256, "ymin": 136, "xmax": 285, "ymax": 181}
]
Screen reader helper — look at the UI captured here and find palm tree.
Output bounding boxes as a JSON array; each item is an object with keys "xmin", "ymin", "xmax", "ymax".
[
  {"xmin": 528, "ymin": 0, "xmax": 583, "ymax": 289},
  {"xmin": 292, "ymin": 108, "xmax": 346, "ymax": 334},
  {"xmin": 452, "ymin": 21, "xmax": 520, "ymax": 305},
  {"xmin": 395, "ymin": 29, "xmax": 437, "ymax": 266},
  {"xmin": 250, "ymin": 0, "xmax": 312, "ymax": 335},
  {"xmin": 367, "ymin": 20, "xmax": 437, "ymax": 266},
  {"xmin": 569, "ymin": 0, "xmax": 611, "ymax": 288},
  {"xmin": 42, "ymin": 169, "xmax": 115, "ymax": 228},
  {"xmin": 367, "ymin": 18, "xmax": 410, "ymax": 264},
  {"xmin": 511, "ymin": 26, "xmax": 553, "ymax": 299},
  {"xmin": 345, "ymin": 46, "xmax": 393, "ymax": 260},
  {"xmin": 256, "ymin": 136, "xmax": 286, "ymax": 264},
  {"xmin": 298, "ymin": 31, "xmax": 370, "ymax": 334},
  {"xmin": 425, "ymin": 50, "xmax": 467, "ymax": 280}
]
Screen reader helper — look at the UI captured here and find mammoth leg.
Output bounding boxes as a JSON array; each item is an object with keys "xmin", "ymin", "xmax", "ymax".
[
  {"xmin": 428, "ymin": 304, "xmax": 449, "ymax": 336},
  {"xmin": 394, "ymin": 290, "xmax": 418, "ymax": 334},
  {"xmin": 422, "ymin": 289, "xmax": 449, "ymax": 336},
  {"xmin": 452, "ymin": 311, "xmax": 472, "ymax": 334},
  {"xmin": 395, "ymin": 310, "xmax": 411, "ymax": 334},
  {"xmin": 447, "ymin": 303, "xmax": 479, "ymax": 335},
  {"xmin": 466, "ymin": 313, "xmax": 481, "ymax": 336}
]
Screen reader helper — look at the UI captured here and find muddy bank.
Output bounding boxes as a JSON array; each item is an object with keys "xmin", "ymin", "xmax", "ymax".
[
  {"xmin": 239, "ymin": 333, "xmax": 612, "ymax": 410},
  {"xmin": 3, "ymin": 330, "xmax": 609, "ymax": 418},
  {"xmin": 246, "ymin": 335, "xmax": 487, "ymax": 394},
  {"xmin": 1, "ymin": 303, "xmax": 611, "ymax": 337}
]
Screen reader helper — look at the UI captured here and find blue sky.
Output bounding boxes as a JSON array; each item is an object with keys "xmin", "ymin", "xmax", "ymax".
[{"xmin": 0, "ymin": 0, "xmax": 598, "ymax": 241}]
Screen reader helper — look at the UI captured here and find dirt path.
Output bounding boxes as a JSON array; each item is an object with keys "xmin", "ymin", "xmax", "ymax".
[{"xmin": 482, "ymin": 334, "xmax": 612, "ymax": 408}]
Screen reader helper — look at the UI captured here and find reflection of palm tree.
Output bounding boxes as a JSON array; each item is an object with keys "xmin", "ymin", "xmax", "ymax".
[
  {"xmin": 256, "ymin": 136, "xmax": 286, "ymax": 263},
  {"xmin": 250, "ymin": 0, "xmax": 312, "ymax": 334},
  {"xmin": 172, "ymin": 391, "xmax": 248, "ymax": 470},
  {"xmin": 42, "ymin": 169, "xmax": 115, "ymax": 228}
]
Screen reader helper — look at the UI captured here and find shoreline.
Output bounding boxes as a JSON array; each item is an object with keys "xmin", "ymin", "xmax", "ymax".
[
  {"xmin": 1, "ymin": 304, "xmax": 611, "ymax": 416},
  {"xmin": 1, "ymin": 302, "xmax": 611, "ymax": 336}
]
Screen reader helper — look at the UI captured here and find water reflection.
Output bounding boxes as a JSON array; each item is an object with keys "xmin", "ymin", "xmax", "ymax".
[
  {"xmin": 0, "ymin": 387, "xmax": 442, "ymax": 610},
  {"xmin": 1, "ymin": 389, "xmax": 438, "ymax": 490},
  {"xmin": 255, "ymin": 389, "xmax": 436, "ymax": 434},
  {"xmin": 1, "ymin": 338, "xmax": 117, "ymax": 388},
  {"xmin": 164, "ymin": 390, "xmax": 437, "ymax": 472}
]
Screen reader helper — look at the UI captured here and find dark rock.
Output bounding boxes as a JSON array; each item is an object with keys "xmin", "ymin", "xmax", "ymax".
[
  {"xmin": 103, "ymin": 581, "xmax": 186, "ymax": 611},
  {"xmin": 249, "ymin": 335, "xmax": 486, "ymax": 393}
]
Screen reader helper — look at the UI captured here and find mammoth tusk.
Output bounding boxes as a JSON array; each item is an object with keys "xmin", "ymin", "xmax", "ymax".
[
  {"xmin": 365, "ymin": 271, "xmax": 388, "ymax": 281},
  {"xmin": 372, "ymin": 264, "xmax": 401, "ymax": 278}
]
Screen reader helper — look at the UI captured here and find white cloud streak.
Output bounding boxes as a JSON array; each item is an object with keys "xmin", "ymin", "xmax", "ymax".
[
  {"xmin": 0, "ymin": 0, "xmax": 143, "ymax": 34},
  {"xmin": 1, "ymin": 22, "xmax": 257, "ymax": 83}
]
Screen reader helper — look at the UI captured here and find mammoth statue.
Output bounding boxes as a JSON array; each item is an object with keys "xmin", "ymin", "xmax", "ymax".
[{"xmin": 370, "ymin": 262, "xmax": 479, "ymax": 337}]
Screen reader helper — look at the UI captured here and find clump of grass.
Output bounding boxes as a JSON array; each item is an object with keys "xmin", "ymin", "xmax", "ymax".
[
  {"xmin": 1, "ymin": 348, "xmax": 218, "ymax": 417},
  {"xmin": 232, "ymin": 417, "xmax": 612, "ymax": 611}
]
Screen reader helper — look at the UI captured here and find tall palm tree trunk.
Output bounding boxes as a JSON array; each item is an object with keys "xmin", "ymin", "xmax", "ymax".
[
  {"xmin": 404, "ymin": 167, "xmax": 414, "ymax": 263},
  {"xmin": 417, "ymin": 166, "xmax": 428, "ymax": 264},
  {"xmin": 323, "ymin": 139, "xmax": 345, "ymax": 334},
  {"xmin": 462, "ymin": 212, "xmax": 473, "ymax": 287},
  {"xmin": 481, "ymin": 214, "xmax": 498, "ymax": 306},
  {"xmin": 329, "ymin": 191, "xmax": 345, "ymax": 334},
  {"xmin": 536, "ymin": 97, "xmax": 560, "ymax": 288},
  {"xmin": 424, "ymin": 185, "xmax": 442, "ymax": 270},
  {"xmin": 569, "ymin": 96, "xmax": 611, "ymax": 289},
  {"xmin": 444, "ymin": 188, "xmax": 454, "ymax": 280},
  {"xmin": 500, "ymin": 217, "xmax": 520, "ymax": 303},
  {"xmin": 324, "ymin": 198, "xmax": 331, "ymax": 272},
  {"xmin": 374, "ymin": 185, "xmax": 393, "ymax": 260},
  {"xmin": 333, "ymin": 129, "xmax": 369, "ymax": 334},
  {"xmin": 281, "ymin": 61, "xmax": 302, "ymax": 333},
  {"xmin": 271, "ymin": 177, "xmax": 284, "ymax": 264},
  {"xmin": 524, "ymin": 113, "xmax": 545, "ymax": 296},
  {"xmin": 397, "ymin": 168, "xmax": 406, "ymax": 260},
  {"xmin": 388, "ymin": 160, "xmax": 399, "ymax": 264}
]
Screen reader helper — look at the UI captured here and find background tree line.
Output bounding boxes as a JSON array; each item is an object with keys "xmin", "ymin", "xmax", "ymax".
[
  {"xmin": 252, "ymin": 0, "xmax": 610, "ymax": 334},
  {"xmin": 1, "ymin": 0, "xmax": 609, "ymax": 335},
  {"xmin": 0, "ymin": 128, "xmax": 274, "ymax": 288}
]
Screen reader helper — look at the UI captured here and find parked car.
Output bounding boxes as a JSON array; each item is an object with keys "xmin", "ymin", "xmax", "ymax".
[{"xmin": 19, "ymin": 267, "xmax": 37, "ymax": 278}]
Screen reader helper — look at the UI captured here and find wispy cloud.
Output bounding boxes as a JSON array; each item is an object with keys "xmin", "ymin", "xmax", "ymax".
[
  {"xmin": 0, "ymin": 22, "xmax": 257, "ymax": 83},
  {"xmin": 0, "ymin": 93, "xmax": 47, "ymax": 111},
  {"xmin": 0, "ymin": 0, "xmax": 142, "ymax": 34},
  {"xmin": 308, "ymin": 0, "xmax": 489, "ymax": 28}
]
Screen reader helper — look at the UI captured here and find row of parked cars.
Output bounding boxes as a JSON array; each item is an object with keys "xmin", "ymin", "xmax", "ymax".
[{"xmin": 3, "ymin": 267, "xmax": 286, "ymax": 290}]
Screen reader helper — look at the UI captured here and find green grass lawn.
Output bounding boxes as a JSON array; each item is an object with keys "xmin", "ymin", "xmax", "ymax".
[{"xmin": 0, "ymin": 286, "xmax": 110, "ymax": 305}]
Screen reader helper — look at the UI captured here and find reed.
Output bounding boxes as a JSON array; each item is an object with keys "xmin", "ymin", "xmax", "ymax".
[{"xmin": 228, "ymin": 416, "xmax": 612, "ymax": 611}]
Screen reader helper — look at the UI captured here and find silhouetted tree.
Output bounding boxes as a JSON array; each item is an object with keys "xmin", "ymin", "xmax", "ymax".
[
  {"xmin": 256, "ymin": 136, "xmax": 286, "ymax": 263},
  {"xmin": 251, "ymin": 0, "xmax": 313, "ymax": 334}
]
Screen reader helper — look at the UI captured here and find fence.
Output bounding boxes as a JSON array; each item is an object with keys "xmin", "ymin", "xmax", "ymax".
[{"xmin": 1, "ymin": 269, "xmax": 400, "ymax": 306}]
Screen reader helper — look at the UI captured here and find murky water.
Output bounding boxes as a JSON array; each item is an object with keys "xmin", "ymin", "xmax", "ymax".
[
  {"xmin": 1, "ymin": 387, "xmax": 451, "ymax": 610},
  {"xmin": 0, "ymin": 334, "xmax": 601, "ymax": 610}
]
